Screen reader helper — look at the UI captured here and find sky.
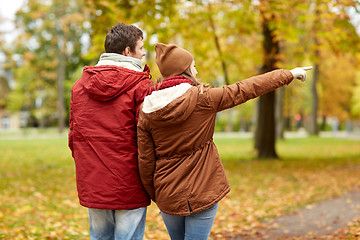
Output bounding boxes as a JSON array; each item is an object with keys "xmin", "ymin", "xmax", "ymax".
[
  {"xmin": 0, "ymin": 0, "xmax": 25, "ymax": 19},
  {"xmin": 0, "ymin": 0, "xmax": 25, "ymax": 43}
]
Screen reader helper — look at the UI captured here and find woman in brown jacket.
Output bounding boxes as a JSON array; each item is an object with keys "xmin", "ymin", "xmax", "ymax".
[{"xmin": 137, "ymin": 43, "xmax": 311, "ymax": 240}]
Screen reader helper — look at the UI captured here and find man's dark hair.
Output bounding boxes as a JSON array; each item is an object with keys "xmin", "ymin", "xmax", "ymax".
[{"xmin": 104, "ymin": 23, "xmax": 143, "ymax": 54}]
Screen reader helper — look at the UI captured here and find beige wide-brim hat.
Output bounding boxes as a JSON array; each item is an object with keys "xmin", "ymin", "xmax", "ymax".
[{"xmin": 155, "ymin": 43, "xmax": 194, "ymax": 78}]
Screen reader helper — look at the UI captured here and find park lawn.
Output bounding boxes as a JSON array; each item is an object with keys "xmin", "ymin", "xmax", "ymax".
[
  {"xmin": 212, "ymin": 137, "xmax": 360, "ymax": 239},
  {"xmin": 0, "ymin": 136, "xmax": 359, "ymax": 239}
]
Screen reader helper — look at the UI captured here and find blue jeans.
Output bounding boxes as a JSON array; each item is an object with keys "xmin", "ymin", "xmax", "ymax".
[
  {"xmin": 88, "ymin": 207, "xmax": 147, "ymax": 240},
  {"xmin": 161, "ymin": 202, "xmax": 219, "ymax": 240}
]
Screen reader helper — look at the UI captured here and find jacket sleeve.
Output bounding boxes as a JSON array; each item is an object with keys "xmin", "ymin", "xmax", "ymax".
[
  {"xmin": 134, "ymin": 79, "xmax": 152, "ymax": 122},
  {"xmin": 137, "ymin": 115, "xmax": 157, "ymax": 201},
  {"xmin": 68, "ymin": 92, "xmax": 74, "ymax": 157},
  {"xmin": 207, "ymin": 69, "xmax": 293, "ymax": 112}
]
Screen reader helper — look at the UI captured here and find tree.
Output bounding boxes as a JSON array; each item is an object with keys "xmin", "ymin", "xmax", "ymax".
[
  {"xmin": 0, "ymin": 76, "xmax": 11, "ymax": 108},
  {"xmin": 0, "ymin": 14, "xmax": 10, "ymax": 109},
  {"xmin": 254, "ymin": 0, "xmax": 360, "ymax": 157},
  {"xmin": 352, "ymin": 72, "xmax": 360, "ymax": 118},
  {"xmin": 307, "ymin": 0, "xmax": 360, "ymax": 134},
  {"xmin": 254, "ymin": 0, "xmax": 314, "ymax": 158},
  {"xmin": 309, "ymin": 0, "xmax": 323, "ymax": 135},
  {"xmin": 11, "ymin": 0, "xmax": 90, "ymax": 131},
  {"xmin": 318, "ymin": 52, "xmax": 359, "ymax": 124},
  {"xmin": 7, "ymin": 0, "xmax": 359, "ymax": 142},
  {"xmin": 254, "ymin": 0, "xmax": 281, "ymax": 158}
]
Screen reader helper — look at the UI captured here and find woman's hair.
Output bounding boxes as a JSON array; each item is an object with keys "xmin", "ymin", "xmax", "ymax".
[
  {"xmin": 181, "ymin": 65, "xmax": 210, "ymax": 93},
  {"xmin": 180, "ymin": 66, "xmax": 201, "ymax": 86}
]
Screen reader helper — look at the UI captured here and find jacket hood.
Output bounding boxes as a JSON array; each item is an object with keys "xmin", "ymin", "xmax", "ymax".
[
  {"xmin": 81, "ymin": 65, "xmax": 149, "ymax": 101},
  {"xmin": 142, "ymin": 83, "xmax": 198, "ymax": 125}
]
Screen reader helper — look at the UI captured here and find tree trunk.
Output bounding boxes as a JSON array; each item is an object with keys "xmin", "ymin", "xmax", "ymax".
[
  {"xmin": 320, "ymin": 115, "xmax": 327, "ymax": 131},
  {"xmin": 239, "ymin": 112, "xmax": 247, "ymax": 132},
  {"xmin": 208, "ymin": 3, "xmax": 230, "ymax": 85},
  {"xmin": 208, "ymin": 3, "xmax": 233, "ymax": 131},
  {"xmin": 255, "ymin": 3, "xmax": 279, "ymax": 159},
  {"xmin": 57, "ymin": 43, "xmax": 66, "ymax": 134},
  {"xmin": 224, "ymin": 109, "xmax": 234, "ymax": 132},
  {"xmin": 309, "ymin": 1, "xmax": 321, "ymax": 136},
  {"xmin": 310, "ymin": 62, "xmax": 319, "ymax": 135},
  {"xmin": 275, "ymin": 87, "xmax": 285, "ymax": 139},
  {"xmin": 56, "ymin": 2, "xmax": 66, "ymax": 134},
  {"xmin": 256, "ymin": 91, "xmax": 278, "ymax": 158}
]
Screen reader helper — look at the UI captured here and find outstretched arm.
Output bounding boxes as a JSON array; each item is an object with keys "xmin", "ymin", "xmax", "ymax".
[{"xmin": 207, "ymin": 67, "xmax": 311, "ymax": 112}]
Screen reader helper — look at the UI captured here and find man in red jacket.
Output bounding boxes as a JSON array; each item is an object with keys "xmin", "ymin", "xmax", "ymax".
[{"xmin": 68, "ymin": 23, "xmax": 152, "ymax": 240}]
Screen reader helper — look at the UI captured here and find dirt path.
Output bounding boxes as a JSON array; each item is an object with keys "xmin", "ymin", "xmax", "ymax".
[{"xmin": 231, "ymin": 189, "xmax": 360, "ymax": 239}]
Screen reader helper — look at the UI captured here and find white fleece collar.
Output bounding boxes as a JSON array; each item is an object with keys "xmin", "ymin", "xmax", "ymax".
[
  {"xmin": 96, "ymin": 53, "xmax": 143, "ymax": 72},
  {"xmin": 142, "ymin": 83, "xmax": 193, "ymax": 113}
]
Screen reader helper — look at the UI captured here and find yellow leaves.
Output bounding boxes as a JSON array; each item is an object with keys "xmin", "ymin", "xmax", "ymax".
[
  {"xmin": 29, "ymin": 11, "xmax": 44, "ymax": 20},
  {"xmin": 2, "ymin": 138, "xmax": 360, "ymax": 239},
  {"xmin": 16, "ymin": 204, "xmax": 33, "ymax": 215},
  {"xmin": 144, "ymin": 204, "xmax": 168, "ymax": 240},
  {"xmin": 23, "ymin": 52, "xmax": 36, "ymax": 61},
  {"xmin": 58, "ymin": 13, "xmax": 86, "ymax": 33},
  {"xmin": 0, "ymin": 140, "xmax": 89, "ymax": 239},
  {"xmin": 337, "ymin": 218, "xmax": 360, "ymax": 238},
  {"xmin": 351, "ymin": 73, "xmax": 360, "ymax": 117},
  {"xmin": 211, "ymin": 138, "xmax": 360, "ymax": 238},
  {"xmin": 318, "ymin": 52, "xmax": 357, "ymax": 121}
]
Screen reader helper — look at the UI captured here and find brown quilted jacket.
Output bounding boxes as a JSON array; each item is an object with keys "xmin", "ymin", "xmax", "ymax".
[{"xmin": 137, "ymin": 69, "xmax": 293, "ymax": 216}]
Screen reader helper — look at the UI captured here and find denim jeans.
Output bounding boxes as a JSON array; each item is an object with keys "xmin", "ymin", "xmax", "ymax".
[
  {"xmin": 88, "ymin": 207, "xmax": 147, "ymax": 240},
  {"xmin": 160, "ymin": 202, "xmax": 219, "ymax": 240}
]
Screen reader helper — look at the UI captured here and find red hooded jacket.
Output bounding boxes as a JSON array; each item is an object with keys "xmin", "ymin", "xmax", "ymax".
[{"xmin": 69, "ymin": 64, "xmax": 152, "ymax": 209}]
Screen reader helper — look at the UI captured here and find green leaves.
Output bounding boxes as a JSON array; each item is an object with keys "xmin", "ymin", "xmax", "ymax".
[{"xmin": 10, "ymin": 0, "xmax": 91, "ymax": 127}]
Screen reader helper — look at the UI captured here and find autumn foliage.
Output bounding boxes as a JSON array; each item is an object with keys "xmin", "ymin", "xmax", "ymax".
[{"xmin": 0, "ymin": 136, "xmax": 360, "ymax": 239}]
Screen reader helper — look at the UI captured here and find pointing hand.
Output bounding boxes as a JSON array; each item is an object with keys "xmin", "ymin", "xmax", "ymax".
[{"xmin": 290, "ymin": 66, "xmax": 313, "ymax": 82}]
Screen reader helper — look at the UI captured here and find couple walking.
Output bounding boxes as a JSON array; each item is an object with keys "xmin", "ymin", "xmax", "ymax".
[{"xmin": 68, "ymin": 23, "xmax": 311, "ymax": 240}]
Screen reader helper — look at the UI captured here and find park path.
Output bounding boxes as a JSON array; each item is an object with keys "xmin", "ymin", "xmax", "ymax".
[{"xmin": 229, "ymin": 188, "xmax": 360, "ymax": 239}]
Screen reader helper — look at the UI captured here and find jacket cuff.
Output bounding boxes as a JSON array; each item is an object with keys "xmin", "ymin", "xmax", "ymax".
[{"xmin": 283, "ymin": 69, "xmax": 294, "ymax": 85}]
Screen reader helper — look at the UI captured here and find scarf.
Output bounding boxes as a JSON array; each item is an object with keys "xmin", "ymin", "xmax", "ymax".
[
  {"xmin": 96, "ymin": 53, "xmax": 143, "ymax": 72},
  {"xmin": 150, "ymin": 76, "xmax": 193, "ymax": 92}
]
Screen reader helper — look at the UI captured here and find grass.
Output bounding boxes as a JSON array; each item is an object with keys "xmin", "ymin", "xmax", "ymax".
[
  {"xmin": 0, "ymin": 138, "xmax": 88, "ymax": 240},
  {"xmin": 213, "ymin": 136, "xmax": 360, "ymax": 238},
  {"xmin": 0, "ymin": 136, "xmax": 359, "ymax": 239}
]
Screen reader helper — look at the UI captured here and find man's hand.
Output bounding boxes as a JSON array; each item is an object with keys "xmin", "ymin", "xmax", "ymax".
[{"xmin": 290, "ymin": 66, "xmax": 313, "ymax": 82}]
